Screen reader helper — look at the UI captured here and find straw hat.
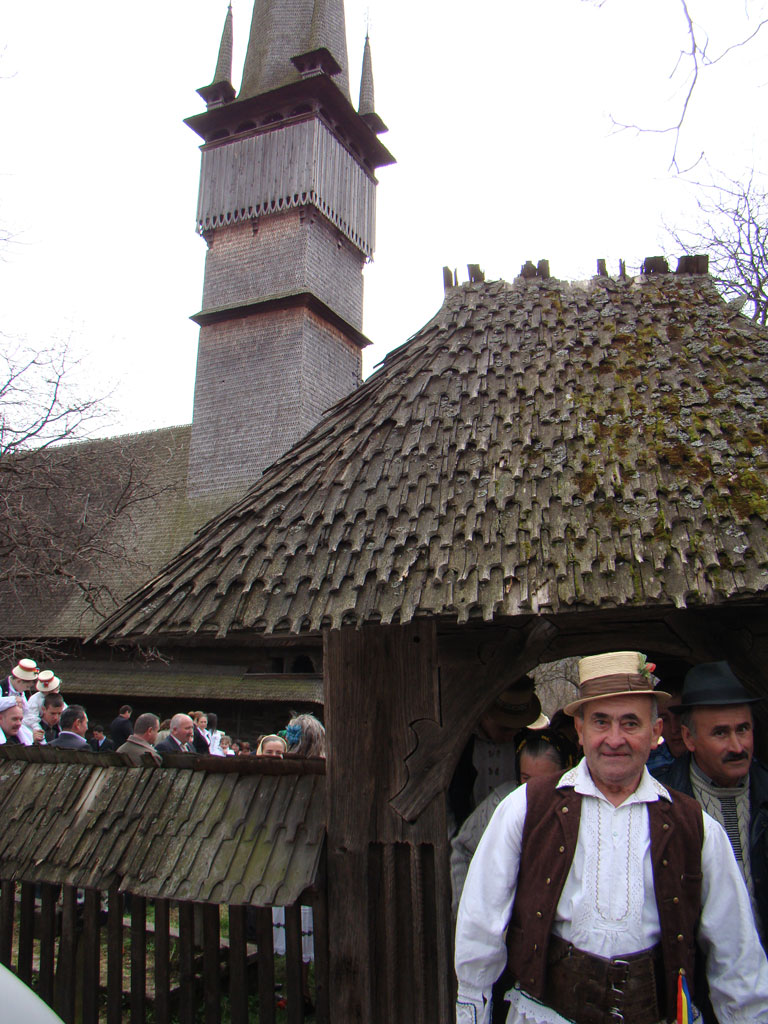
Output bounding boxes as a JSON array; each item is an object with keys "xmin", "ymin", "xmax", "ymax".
[
  {"xmin": 11, "ymin": 658, "xmax": 38, "ymax": 682},
  {"xmin": 564, "ymin": 651, "xmax": 668, "ymax": 715},
  {"xmin": 36, "ymin": 671, "xmax": 62, "ymax": 694}
]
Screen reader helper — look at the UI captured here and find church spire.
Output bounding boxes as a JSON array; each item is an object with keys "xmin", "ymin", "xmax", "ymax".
[
  {"xmin": 358, "ymin": 33, "xmax": 387, "ymax": 134},
  {"xmin": 197, "ymin": 5, "xmax": 236, "ymax": 108},
  {"xmin": 213, "ymin": 4, "xmax": 234, "ymax": 85},
  {"xmin": 239, "ymin": 0, "xmax": 350, "ymax": 101}
]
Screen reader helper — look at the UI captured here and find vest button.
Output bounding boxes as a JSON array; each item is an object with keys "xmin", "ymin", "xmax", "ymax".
[
  {"xmin": 677, "ymin": 934, "xmax": 684, "ymax": 942},
  {"xmin": 546, "ymin": 878, "xmax": 551, "ymax": 885},
  {"xmin": 662, "ymin": 822, "xmax": 669, "ymax": 830},
  {"xmin": 536, "ymin": 911, "xmax": 543, "ymax": 918},
  {"xmin": 673, "ymin": 897, "xmax": 679, "ymax": 904},
  {"xmin": 562, "ymin": 806, "xmax": 569, "ymax": 813},
  {"xmin": 662, "ymin": 859, "xmax": 668, "ymax": 866},
  {"xmin": 559, "ymin": 846, "xmax": 565, "ymax": 853},
  {"xmin": 534, "ymin": 943, "xmax": 538, "ymax": 952}
]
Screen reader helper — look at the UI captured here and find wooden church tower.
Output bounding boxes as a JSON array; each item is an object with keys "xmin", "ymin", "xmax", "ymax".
[{"xmin": 185, "ymin": 1, "xmax": 394, "ymax": 497}]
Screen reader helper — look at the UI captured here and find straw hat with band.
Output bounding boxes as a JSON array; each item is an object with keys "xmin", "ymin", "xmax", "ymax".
[
  {"xmin": 564, "ymin": 651, "xmax": 668, "ymax": 716},
  {"xmin": 11, "ymin": 659, "xmax": 38, "ymax": 682},
  {"xmin": 36, "ymin": 671, "xmax": 62, "ymax": 694}
]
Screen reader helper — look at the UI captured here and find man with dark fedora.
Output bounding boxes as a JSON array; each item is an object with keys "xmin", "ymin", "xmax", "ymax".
[
  {"xmin": 455, "ymin": 651, "xmax": 768, "ymax": 1024},
  {"xmin": 654, "ymin": 660, "xmax": 768, "ymax": 945}
]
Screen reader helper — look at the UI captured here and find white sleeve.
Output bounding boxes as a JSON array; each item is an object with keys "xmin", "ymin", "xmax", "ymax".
[
  {"xmin": 455, "ymin": 785, "xmax": 528, "ymax": 1024},
  {"xmin": 698, "ymin": 811, "xmax": 768, "ymax": 1022}
]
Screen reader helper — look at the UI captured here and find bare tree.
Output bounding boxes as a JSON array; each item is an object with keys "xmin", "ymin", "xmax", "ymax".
[
  {"xmin": 666, "ymin": 171, "xmax": 768, "ymax": 326},
  {"xmin": 583, "ymin": 0, "xmax": 768, "ymax": 171},
  {"xmin": 0, "ymin": 341, "xmax": 172, "ymax": 655}
]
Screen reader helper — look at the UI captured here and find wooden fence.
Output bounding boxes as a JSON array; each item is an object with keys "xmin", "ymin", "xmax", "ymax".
[{"xmin": 0, "ymin": 879, "xmax": 329, "ymax": 1024}]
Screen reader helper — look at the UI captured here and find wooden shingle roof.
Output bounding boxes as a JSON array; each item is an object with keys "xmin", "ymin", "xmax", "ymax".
[
  {"xmin": 97, "ymin": 270, "xmax": 768, "ymax": 641},
  {"xmin": 0, "ymin": 746, "xmax": 325, "ymax": 905}
]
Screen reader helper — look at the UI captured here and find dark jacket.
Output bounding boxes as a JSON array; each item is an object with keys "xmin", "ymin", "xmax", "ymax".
[
  {"xmin": 155, "ymin": 735, "xmax": 193, "ymax": 754},
  {"xmin": 110, "ymin": 716, "xmax": 133, "ymax": 746},
  {"xmin": 90, "ymin": 736, "xmax": 116, "ymax": 752},
  {"xmin": 48, "ymin": 732, "xmax": 89, "ymax": 749},
  {"xmin": 654, "ymin": 753, "xmax": 768, "ymax": 945}
]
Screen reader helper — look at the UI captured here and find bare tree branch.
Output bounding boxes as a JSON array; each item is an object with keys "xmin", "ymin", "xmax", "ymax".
[
  {"xmin": 584, "ymin": 0, "xmax": 768, "ymax": 171},
  {"xmin": 665, "ymin": 170, "xmax": 768, "ymax": 325}
]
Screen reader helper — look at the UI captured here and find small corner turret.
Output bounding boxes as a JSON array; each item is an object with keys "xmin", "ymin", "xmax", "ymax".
[{"xmin": 197, "ymin": 5, "xmax": 236, "ymax": 109}]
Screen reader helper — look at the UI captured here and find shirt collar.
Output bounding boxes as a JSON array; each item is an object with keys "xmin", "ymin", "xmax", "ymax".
[{"xmin": 557, "ymin": 757, "xmax": 672, "ymax": 806}]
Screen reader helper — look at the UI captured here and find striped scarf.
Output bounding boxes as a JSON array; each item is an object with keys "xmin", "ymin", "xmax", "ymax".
[{"xmin": 690, "ymin": 760, "xmax": 760, "ymax": 936}]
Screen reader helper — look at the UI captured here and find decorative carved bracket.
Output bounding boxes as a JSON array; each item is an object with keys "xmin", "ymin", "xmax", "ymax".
[{"xmin": 389, "ymin": 618, "xmax": 558, "ymax": 823}]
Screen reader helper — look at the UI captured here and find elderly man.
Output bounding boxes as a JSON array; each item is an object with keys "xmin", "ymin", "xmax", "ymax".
[
  {"xmin": 118, "ymin": 713, "xmax": 162, "ymax": 766},
  {"xmin": 655, "ymin": 661, "xmax": 768, "ymax": 946},
  {"xmin": 155, "ymin": 713, "xmax": 195, "ymax": 753},
  {"xmin": 48, "ymin": 705, "xmax": 89, "ymax": 749},
  {"xmin": 0, "ymin": 696, "xmax": 33, "ymax": 744},
  {"xmin": 455, "ymin": 651, "xmax": 768, "ymax": 1024}
]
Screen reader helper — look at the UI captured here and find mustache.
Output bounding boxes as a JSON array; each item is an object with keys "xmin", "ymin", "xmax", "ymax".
[{"xmin": 722, "ymin": 751, "xmax": 750, "ymax": 763}]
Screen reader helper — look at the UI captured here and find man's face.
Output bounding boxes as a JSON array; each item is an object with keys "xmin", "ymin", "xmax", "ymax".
[
  {"xmin": 659, "ymin": 701, "xmax": 686, "ymax": 758},
  {"xmin": 41, "ymin": 705, "xmax": 63, "ymax": 727},
  {"xmin": 72, "ymin": 715, "xmax": 89, "ymax": 737},
  {"xmin": 173, "ymin": 717, "xmax": 194, "ymax": 744},
  {"xmin": 143, "ymin": 724, "xmax": 159, "ymax": 745},
  {"xmin": 574, "ymin": 695, "xmax": 662, "ymax": 803},
  {"xmin": 0, "ymin": 706, "xmax": 24, "ymax": 737},
  {"xmin": 93, "ymin": 729, "xmax": 104, "ymax": 742},
  {"xmin": 682, "ymin": 705, "xmax": 754, "ymax": 787}
]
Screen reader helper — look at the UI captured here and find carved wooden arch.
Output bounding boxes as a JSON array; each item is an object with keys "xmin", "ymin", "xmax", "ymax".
[{"xmin": 389, "ymin": 602, "xmax": 768, "ymax": 824}]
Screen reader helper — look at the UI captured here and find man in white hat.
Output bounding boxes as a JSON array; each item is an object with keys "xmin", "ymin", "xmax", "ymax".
[
  {"xmin": 455, "ymin": 650, "xmax": 768, "ymax": 1024},
  {"xmin": 0, "ymin": 696, "xmax": 33, "ymax": 745},
  {"xmin": 1, "ymin": 658, "xmax": 38, "ymax": 716},
  {"xmin": 23, "ymin": 670, "xmax": 66, "ymax": 731}
]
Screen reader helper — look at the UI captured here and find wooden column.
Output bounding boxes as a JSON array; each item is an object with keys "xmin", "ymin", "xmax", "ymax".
[{"xmin": 325, "ymin": 621, "xmax": 452, "ymax": 1024}]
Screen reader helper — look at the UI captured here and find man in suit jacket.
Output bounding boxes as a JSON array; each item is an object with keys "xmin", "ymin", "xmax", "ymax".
[
  {"xmin": 48, "ymin": 705, "xmax": 90, "ymax": 749},
  {"xmin": 155, "ymin": 713, "xmax": 195, "ymax": 753},
  {"xmin": 89, "ymin": 725, "xmax": 116, "ymax": 752}
]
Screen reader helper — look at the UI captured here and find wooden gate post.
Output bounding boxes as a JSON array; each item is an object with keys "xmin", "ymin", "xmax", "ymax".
[{"xmin": 325, "ymin": 622, "xmax": 453, "ymax": 1023}]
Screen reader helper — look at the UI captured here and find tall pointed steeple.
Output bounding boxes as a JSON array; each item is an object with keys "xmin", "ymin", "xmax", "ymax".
[
  {"xmin": 197, "ymin": 5, "xmax": 236, "ymax": 108},
  {"xmin": 358, "ymin": 34, "xmax": 387, "ymax": 135},
  {"xmin": 240, "ymin": 0, "xmax": 349, "ymax": 100},
  {"xmin": 184, "ymin": 0, "xmax": 394, "ymax": 498}
]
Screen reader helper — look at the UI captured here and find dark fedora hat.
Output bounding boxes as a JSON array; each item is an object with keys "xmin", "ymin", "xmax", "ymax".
[{"xmin": 668, "ymin": 661, "xmax": 762, "ymax": 713}]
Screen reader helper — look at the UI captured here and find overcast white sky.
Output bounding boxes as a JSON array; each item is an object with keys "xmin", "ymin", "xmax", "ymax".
[{"xmin": 3, "ymin": 0, "xmax": 767, "ymax": 435}]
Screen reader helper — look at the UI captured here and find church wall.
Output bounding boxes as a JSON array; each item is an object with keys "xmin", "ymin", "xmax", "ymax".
[
  {"xmin": 188, "ymin": 308, "xmax": 362, "ymax": 496},
  {"xmin": 201, "ymin": 209, "xmax": 365, "ymax": 330}
]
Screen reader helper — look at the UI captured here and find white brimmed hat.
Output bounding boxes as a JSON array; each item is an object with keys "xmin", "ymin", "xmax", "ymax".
[
  {"xmin": 36, "ymin": 671, "xmax": 61, "ymax": 694},
  {"xmin": 564, "ymin": 651, "xmax": 669, "ymax": 715},
  {"xmin": 11, "ymin": 658, "xmax": 38, "ymax": 682}
]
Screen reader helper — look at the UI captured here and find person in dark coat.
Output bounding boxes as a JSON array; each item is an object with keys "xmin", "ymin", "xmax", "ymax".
[
  {"xmin": 155, "ymin": 714, "xmax": 195, "ymax": 753},
  {"xmin": 109, "ymin": 705, "xmax": 133, "ymax": 746},
  {"xmin": 48, "ymin": 705, "xmax": 90, "ymax": 748},
  {"xmin": 89, "ymin": 725, "xmax": 115, "ymax": 752},
  {"xmin": 653, "ymin": 660, "xmax": 768, "ymax": 946}
]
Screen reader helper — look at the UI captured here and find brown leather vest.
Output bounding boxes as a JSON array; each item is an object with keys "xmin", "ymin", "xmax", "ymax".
[{"xmin": 506, "ymin": 774, "xmax": 703, "ymax": 1021}]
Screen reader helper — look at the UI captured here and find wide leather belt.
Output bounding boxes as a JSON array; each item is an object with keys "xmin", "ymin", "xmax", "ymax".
[{"xmin": 537, "ymin": 935, "xmax": 666, "ymax": 1024}]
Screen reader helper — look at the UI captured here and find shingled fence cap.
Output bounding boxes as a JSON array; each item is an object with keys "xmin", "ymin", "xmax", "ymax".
[
  {"xmin": 668, "ymin": 661, "xmax": 762, "ymax": 713},
  {"xmin": 564, "ymin": 651, "xmax": 668, "ymax": 715}
]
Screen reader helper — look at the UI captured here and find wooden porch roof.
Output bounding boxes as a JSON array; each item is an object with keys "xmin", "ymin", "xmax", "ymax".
[
  {"xmin": 96, "ymin": 268, "xmax": 768, "ymax": 642},
  {"xmin": 0, "ymin": 746, "xmax": 325, "ymax": 905}
]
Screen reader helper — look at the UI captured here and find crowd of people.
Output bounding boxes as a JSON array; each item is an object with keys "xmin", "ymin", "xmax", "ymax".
[{"xmin": 0, "ymin": 658, "xmax": 326, "ymax": 766}]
